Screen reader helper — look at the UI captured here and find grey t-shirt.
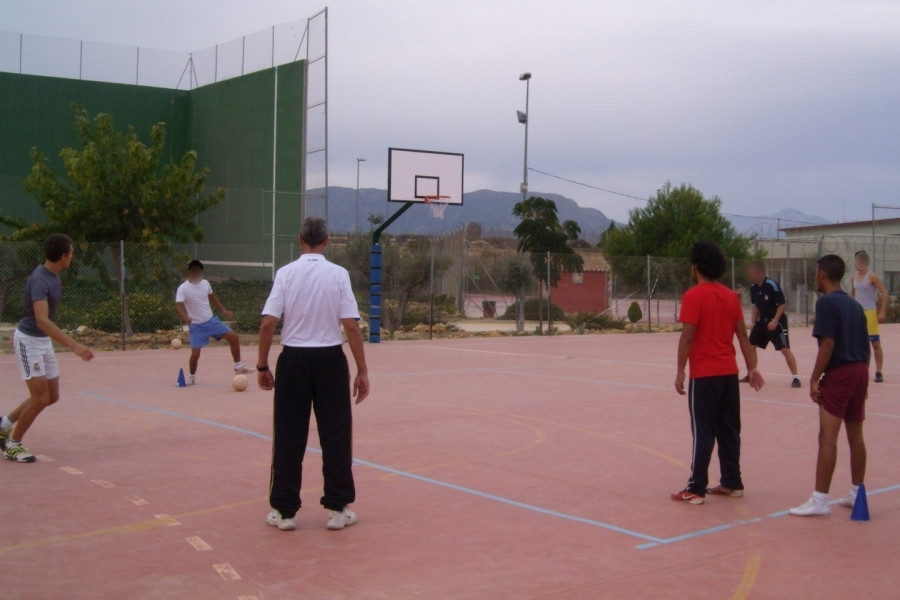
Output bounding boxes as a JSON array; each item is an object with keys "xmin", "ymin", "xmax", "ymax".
[{"xmin": 18, "ymin": 265, "xmax": 63, "ymax": 337}]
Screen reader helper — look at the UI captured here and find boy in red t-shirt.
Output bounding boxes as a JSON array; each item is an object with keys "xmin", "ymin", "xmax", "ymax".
[{"xmin": 672, "ymin": 243, "xmax": 765, "ymax": 504}]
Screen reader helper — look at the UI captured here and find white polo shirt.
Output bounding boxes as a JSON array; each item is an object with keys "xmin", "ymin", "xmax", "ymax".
[
  {"xmin": 175, "ymin": 279, "xmax": 215, "ymax": 324},
  {"xmin": 262, "ymin": 254, "xmax": 360, "ymax": 347}
]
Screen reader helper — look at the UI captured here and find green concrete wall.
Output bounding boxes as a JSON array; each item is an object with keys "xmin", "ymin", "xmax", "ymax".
[
  {"xmin": 0, "ymin": 61, "xmax": 306, "ymax": 262},
  {"xmin": 0, "ymin": 72, "xmax": 190, "ymax": 224}
]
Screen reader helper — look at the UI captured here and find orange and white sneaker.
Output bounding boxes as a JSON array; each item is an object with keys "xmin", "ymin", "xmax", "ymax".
[
  {"xmin": 671, "ymin": 489, "xmax": 704, "ymax": 505},
  {"xmin": 707, "ymin": 485, "xmax": 744, "ymax": 497}
]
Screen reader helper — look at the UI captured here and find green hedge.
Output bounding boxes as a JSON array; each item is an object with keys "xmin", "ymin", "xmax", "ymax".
[{"xmin": 500, "ymin": 298, "xmax": 565, "ymax": 321}]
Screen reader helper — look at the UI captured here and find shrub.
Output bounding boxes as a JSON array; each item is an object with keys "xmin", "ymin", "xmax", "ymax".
[
  {"xmin": 501, "ymin": 298, "xmax": 565, "ymax": 321},
  {"xmin": 81, "ymin": 292, "xmax": 177, "ymax": 333},
  {"xmin": 888, "ymin": 295, "xmax": 900, "ymax": 324},
  {"xmin": 566, "ymin": 310, "xmax": 627, "ymax": 332},
  {"xmin": 627, "ymin": 301, "xmax": 643, "ymax": 324}
]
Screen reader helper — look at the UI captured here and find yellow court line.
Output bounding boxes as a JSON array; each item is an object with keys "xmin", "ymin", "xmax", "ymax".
[
  {"xmin": 730, "ymin": 555, "xmax": 761, "ymax": 600},
  {"xmin": 0, "ymin": 490, "xmax": 326, "ymax": 556}
]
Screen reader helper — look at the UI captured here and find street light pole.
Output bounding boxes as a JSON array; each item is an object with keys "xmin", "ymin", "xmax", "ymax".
[
  {"xmin": 355, "ymin": 157, "xmax": 367, "ymax": 233},
  {"xmin": 518, "ymin": 72, "xmax": 531, "ymax": 203}
]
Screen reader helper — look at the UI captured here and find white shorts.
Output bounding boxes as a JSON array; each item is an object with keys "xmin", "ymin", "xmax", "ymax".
[{"xmin": 14, "ymin": 329, "xmax": 59, "ymax": 381}]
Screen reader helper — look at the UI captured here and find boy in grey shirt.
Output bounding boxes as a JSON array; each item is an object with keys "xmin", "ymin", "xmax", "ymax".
[{"xmin": 0, "ymin": 234, "xmax": 94, "ymax": 462}]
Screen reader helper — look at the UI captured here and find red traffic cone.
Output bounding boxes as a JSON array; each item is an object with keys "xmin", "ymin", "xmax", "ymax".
[{"xmin": 850, "ymin": 483, "xmax": 870, "ymax": 521}]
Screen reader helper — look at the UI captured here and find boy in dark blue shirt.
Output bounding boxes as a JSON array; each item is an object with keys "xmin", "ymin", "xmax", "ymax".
[{"xmin": 790, "ymin": 254, "xmax": 870, "ymax": 517}]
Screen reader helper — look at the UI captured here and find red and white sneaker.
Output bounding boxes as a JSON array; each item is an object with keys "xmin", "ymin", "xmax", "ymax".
[
  {"xmin": 707, "ymin": 485, "xmax": 744, "ymax": 497},
  {"xmin": 671, "ymin": 489, "xmax": 704, "ymax": 505}
]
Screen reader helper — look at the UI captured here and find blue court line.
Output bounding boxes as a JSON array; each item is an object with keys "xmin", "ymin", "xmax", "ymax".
[
  {"xmin": 76, "ymin": 390, "xmax": 663, "ymax": 545},
  {"xmin": 77, "ymin": 390, "xmax": 900, "ymax": 550},
  {"xmin": 635, "ymin": 482, "xmax": 900, "ymax": 549}
]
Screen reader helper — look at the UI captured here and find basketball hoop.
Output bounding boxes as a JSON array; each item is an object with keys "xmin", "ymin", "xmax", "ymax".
[{"xmin": 423, "ymin": 195, "xmax": 451, "ymax": 219}]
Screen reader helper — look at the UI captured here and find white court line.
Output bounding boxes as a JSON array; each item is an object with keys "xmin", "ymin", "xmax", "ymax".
[
  {"xmin": 185, "ymin": 536, "xmax": 212, "ymax": 551},
  {"xmin": 212, "ymin": 563, "xmax": 241, "ymax": 581}
]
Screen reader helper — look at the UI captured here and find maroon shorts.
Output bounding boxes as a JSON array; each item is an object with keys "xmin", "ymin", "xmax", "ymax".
[{"xmin": 819, "ymin": 362, "xmax": 869, "ymax": 422}]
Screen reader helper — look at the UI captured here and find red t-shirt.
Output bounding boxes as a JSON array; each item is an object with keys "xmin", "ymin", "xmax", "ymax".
[{"xmin": 679, "ymin": 282, "xmax": 743, "ymax": 379}]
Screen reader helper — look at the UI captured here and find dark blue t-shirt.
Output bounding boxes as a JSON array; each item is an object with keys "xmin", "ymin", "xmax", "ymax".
[
  {"xmin": 812, "ymin": 290, "xmax": 870, "ymax": 370},
  {"xmin": 750, "ymin": 277, "xmax": 787, "ymax": 324},
  {"xmin": 18, "ymin": 265, "xmax": 63, "ymax": 337}
]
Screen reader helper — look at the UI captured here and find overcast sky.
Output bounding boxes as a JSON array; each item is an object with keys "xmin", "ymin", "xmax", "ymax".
[{"xmin": 4, "ymin": 0, "xmax": 900, "ymax": 223}]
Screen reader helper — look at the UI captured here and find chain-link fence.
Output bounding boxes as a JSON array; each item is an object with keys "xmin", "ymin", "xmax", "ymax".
[
  {"xmin": 0, "ymin": 235, "xmax": 876, "ymax": 346},
  {"xmin": 607, "ymin": 255, "xmax": 819, "ymax": 332},
  {"xmin": 0, "ymin": 241, "xmax": 277, "ymax": 349}
]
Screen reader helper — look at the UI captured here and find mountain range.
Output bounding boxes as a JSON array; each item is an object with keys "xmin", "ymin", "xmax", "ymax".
[
  {"xmin": 317, "ymin": 187, "xmax": 617, "ymax": 241},
  {"xmin": 314, "ymin": 187, "xmax": 831, "ymax": 243}
]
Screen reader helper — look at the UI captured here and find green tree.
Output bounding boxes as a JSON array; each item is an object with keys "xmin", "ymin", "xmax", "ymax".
[
  {"xmin": 494, "ymin": 255, "xmax": 534, "ymax": 332},
  {"xmin": 512, "ymin": 196, "xmax": 584, "ymax": 331},
  {"xmin": 8, "ymin": 106, "xmax": 224, "ymax": 332},
  {"xmin": 605, "ymin": 182, "xmax": 753, "ymax": 290},
  {"xmin": 331, "ymin": 234, "xmax": 452, "ymax": 338}
]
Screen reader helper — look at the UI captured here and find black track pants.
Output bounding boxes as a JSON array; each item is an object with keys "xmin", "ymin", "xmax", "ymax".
[
  {"xmin": 269, "ymin": 345, "xmax": 355, "ymax": 517},
  {"xmin": 686, "ymin": 375, "xmax": 743, "ymax": 495}
]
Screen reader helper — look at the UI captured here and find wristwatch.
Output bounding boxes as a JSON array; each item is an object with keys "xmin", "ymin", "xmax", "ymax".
[{"xmin": 257, "ymin": 365, "xmax": 269, "ymax": 372}]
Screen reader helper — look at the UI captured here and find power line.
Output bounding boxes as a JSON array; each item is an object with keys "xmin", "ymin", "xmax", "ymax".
[
  {"xmin": 527, "ymin": 167, "xmax": 647, "ymax": 201},
  {"xmin": 527, "ymin": 167, "xmax": 829, "ymax": 228},
  {"xmin": 721, "ymin": 213, "xmax": 827, "ymax": 227}
]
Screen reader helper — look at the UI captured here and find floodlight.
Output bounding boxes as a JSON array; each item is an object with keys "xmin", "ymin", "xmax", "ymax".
[
  {"xmin": 519, "ymin": 72, "xmax": 531, "ymax": 81},
  {"xmin": 517, "ymin": 110, "xmax": 528, "ymax": 124}
]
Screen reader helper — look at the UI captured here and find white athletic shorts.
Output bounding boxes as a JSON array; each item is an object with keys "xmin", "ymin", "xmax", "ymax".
[{"xmin": 13, "ymin": 329, "xmax": 59, "ymax": 381}]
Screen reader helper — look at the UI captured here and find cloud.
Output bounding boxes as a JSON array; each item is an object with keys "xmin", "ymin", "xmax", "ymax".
[{"xmin": 4, "ymin": 0, "xmax": 899, "ymax": 222}]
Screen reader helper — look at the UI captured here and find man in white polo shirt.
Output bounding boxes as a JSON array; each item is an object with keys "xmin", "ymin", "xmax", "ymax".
[{"xmin": 257, "ymin": 217, "xmax": 370, "ymax": 532}]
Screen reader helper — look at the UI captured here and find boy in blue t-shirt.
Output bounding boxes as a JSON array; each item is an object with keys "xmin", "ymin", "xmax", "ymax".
[{"xmin": 790, "ymin": 254, "xmax": 870, "ymax": 517}]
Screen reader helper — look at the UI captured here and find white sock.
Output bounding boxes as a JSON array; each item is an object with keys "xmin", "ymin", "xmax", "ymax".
[
  {"xmin": 0, "ymin": 415, "xmax": 13, "ymax": 430},
  {"xmin": 234, "ymin": 361, "xmax": 244, "ymax": 370},
  {"xmin": 849, "ymin": 484, "xmax": 860, "ymax": 496},
  {"xmin": 812, "ymin": 491, "xmax": 829, "ymax": 503}
]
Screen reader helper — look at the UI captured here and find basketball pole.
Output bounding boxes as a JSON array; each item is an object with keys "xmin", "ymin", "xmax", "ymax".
[{"xmin": 369, "ymin": 201, "xmax": 415, "ymax": 343}]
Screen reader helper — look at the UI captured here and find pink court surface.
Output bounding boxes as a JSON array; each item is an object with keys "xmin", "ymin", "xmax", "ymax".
[{"xmin": 2, "ymin": 327, "xmax": 899, "ymax": 599}]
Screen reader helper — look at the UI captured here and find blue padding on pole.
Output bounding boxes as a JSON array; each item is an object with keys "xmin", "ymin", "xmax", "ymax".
[{"xmin": 370, "ymin": 244, "xmax": 383, "ymax": 343}]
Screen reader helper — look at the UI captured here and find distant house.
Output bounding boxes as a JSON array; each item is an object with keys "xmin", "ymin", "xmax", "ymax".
[
  {"xmin": 551, "ymin": 251, "xmax": 609, "ymax": 314},
  {"xmin": 756, "ymin": 217, "xmax": 900, "ymax": 294}
]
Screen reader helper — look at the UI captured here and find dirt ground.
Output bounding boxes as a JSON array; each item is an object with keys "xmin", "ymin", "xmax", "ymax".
[{"xmin": 0, "ymin": 319, "xmax": 677, "ymax": 353}]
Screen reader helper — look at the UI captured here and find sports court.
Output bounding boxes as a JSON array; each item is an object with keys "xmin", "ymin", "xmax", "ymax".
[{"xmin": 2, "ymin": 326, "xmax": 898, "ymax": 599}]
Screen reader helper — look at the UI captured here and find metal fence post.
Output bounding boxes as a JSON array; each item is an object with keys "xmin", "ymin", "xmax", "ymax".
[
  {"xmin": 119, "ymin": 240, "xmax": 126, "ymax": 350},
  {"xmin": 547, "ymin": 250, "xmax": 552, "ymax": 335},
  {"xmin": 646, "ymin": 255, "xmax": 651, "ymax": 333},
  {"xmin": 429, "ymin": 241, "xmax": 435, "ymax": 340}
]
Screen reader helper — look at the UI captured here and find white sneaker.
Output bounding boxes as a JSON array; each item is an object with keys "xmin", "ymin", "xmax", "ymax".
[
  {"xmin": 838, "ymin": 493, "xmax": 857, "ymax": 508},
  {"xmin": 326, "ymin": 508, "xmax": 358, "ymax": 530},
  {"xmin": 789, "ymin": 496, "xmax": 830, "ymax": 517},
  {"xmin": 234, "ymin": 366, "xmax": 254, "ymax": 375},
  {"xmin": 187, "ymin": 375, "xmax": 196, "ymax": 386},
  {"xmin": 266, "ymin": 509, "xmax": 296, "ymax": 531}
]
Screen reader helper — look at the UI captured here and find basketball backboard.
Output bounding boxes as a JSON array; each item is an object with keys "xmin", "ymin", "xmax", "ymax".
[{"xmin": 387, "ymin": 148, "xmax": 464, "ymax": 205}]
